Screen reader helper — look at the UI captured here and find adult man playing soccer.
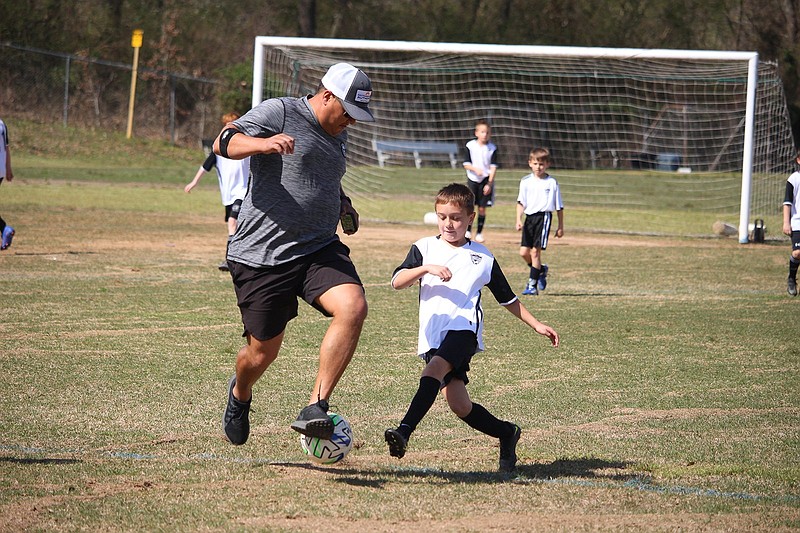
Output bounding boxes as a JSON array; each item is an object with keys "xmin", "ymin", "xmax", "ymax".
[{"xmin": 214, "ymin": 63, "xmax": 374, "ymax": 444}]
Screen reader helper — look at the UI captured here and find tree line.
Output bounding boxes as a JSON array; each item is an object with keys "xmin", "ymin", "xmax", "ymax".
[{"xmin": 2, "ymin": 0, "xmax": 798, "ymax": 144}]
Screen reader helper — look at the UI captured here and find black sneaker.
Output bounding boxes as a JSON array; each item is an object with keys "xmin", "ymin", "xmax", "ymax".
[
  {"xmin": 499, "ymin": 423, "xmax": 521, "ymax": 472},
  {"xmin": 222, "ymin": 375, "xmax": 251, "ymax": 445},
  {"xmin": 384, "ymin": 428, "xmax": 408, "ymax": 458},
  {"xmin": 290, "ymin": 399, "xmax": 333, "ymax": 439},
  {"xmin": 788, "ymin": 277, "xmax": 798, "ymax": 297}
]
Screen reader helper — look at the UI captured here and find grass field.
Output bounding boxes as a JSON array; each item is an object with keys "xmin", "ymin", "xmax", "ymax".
[{"xmin": 1, "ymin": 121, "xmax": 799, "ymax": 531}]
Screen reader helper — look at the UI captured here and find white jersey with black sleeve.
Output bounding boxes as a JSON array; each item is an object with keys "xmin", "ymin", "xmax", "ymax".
[
  {"xmin": 463, "ymin": 139, "xmax": 498, "ymax": 183},
  {"xmin": 785, "ymin": 170, "xmax": 800, "ymax": 232},
  {"xmin": 392, "ymin": 235, "xmax": 517, "ymax": 357}
]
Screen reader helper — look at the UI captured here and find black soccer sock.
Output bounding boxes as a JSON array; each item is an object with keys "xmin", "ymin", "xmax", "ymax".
[
  {"xmin": 399, "ymin": 376, "xmax": 441, "ymax": 437},
  {"xmin": 790, "ymin": 256, "xmax": 800, "ymax": 280},
  {"xmin": 0, "ymin": 217, "xmax": 5, "ymax": 232},
  {"xmin": 460, "ymin": 402, "xmax": 515, "ymax": 439},
  {"xmin": 529, "ymin": 266, "xmax": 541, "ymax": 283},
  {"xmin": 477, "ymin": 215, "xmax": 485, "ymax": 234}
]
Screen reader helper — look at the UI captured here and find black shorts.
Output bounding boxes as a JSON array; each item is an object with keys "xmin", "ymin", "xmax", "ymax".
[
  {"xmin": 228, "ymin": 240, "xmax": 362, "ymax": 341},
  {"xmin": 792, "ymin": 230, "xmax": 800, "ymax": 252},
  {"xmin": 225, "ymin": 199, "xmax": 243, "ymax": 222},
  {"xmin": 423, "ymin": 330, "xmax": 478, "ymax": 387},
  {"xmin": 466, "ymin": 178, "xmax": 493, "ymax": 208},
  {"xmin": 521, "ymin": 212, "xmax": 553, "ymax": 249}
]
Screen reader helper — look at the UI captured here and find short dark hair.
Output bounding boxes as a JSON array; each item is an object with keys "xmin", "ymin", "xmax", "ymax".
[{"xmin": 435, "ymin": 183, "xmax": 475, "ymax": 214}]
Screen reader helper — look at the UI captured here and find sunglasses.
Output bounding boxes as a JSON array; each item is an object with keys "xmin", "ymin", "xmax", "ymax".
[{"xmin": 336, "ymin": 97, "xmax": 352, "ymax": 120}]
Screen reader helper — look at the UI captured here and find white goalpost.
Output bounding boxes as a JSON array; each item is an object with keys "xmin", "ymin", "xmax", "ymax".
[{"xmin": 252, "ymin": 37, "xmax": 795, "ymax": 242}]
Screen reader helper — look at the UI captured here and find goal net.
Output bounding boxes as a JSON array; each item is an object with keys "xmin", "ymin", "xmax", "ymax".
[{"xmin": 253, "ymin": 37, "xmax": 796, "ymax": 241}]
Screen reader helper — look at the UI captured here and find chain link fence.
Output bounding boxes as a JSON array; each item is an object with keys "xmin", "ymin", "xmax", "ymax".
[{"xmin": 0, "ymin": 42, "xmax": 225, "ymax": 148}]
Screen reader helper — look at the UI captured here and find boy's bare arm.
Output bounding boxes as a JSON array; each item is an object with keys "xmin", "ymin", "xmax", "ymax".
[
  {"xmin": 555, "ymin": 208, "xmax": 564, "ymax": 237},
  {"xmin": 784, "ymin": 204, "xmax": 793, "ymax": 235},
  {"xmin": 503, "ymin": 299, "xmax": 559, "ymax": 347},
  {"xmin": 392, "ymin": 265, "xmax": 451, "ymax": 289}
]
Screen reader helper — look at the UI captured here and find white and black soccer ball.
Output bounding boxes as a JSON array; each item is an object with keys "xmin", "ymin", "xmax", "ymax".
[{"xmin": 299, "ymin": 413, "xmax": 353, "ymax": 464}]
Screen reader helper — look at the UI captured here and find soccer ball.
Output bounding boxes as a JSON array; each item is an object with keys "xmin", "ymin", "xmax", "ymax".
[{"xmin": 299, "ymin": 413, "xmax": 353, "ymax": 464}]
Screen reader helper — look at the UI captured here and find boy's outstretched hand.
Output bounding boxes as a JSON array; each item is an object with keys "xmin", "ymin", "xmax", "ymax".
[{"xmin": 534, "ymin": 322, "xmax": 559, "ymax": 347}]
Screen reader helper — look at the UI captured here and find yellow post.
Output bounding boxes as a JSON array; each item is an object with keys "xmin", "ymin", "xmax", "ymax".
[{"xmin": 126, "ymin": 29, "xmax": 144, "ymax": 139}]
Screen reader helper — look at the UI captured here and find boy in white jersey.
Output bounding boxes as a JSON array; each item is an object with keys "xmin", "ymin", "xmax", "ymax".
[
  {"xmin": 185, "ymin": 112, "xmax": 250, "ymax": 271},
  {"xmin": 783, "ymin": 149, "xmax": 800, "ymax": 296},
  {"xmin": 516, "ymin": 147, "xmax": 564, "ymax": 295},
  {"xmin": 463, "ymin": 119, "xmax": 498, "ymax": 243},
  {"xmin": 385, "ymin": 183, "xmax": 559, "ymax": 472}
]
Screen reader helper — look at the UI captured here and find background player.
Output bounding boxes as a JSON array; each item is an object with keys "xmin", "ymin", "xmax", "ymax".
[
  {"xmin": 185, "ymin": 112, "xmax": 250, "ymax": 271},
  {"xmin": 462, "ymin": 119, "xmax": 498, "ymax": 243},
  {"xmin": 516, "ymin": 147, "xmax": 564, "ymax": 295},
  {"xmin": 0, "ymin": 117, "xmax": 15, "ymax": 251},
  {"xmin": 783, "ymin": 148, "xmax": 800, "ymax": 296}
]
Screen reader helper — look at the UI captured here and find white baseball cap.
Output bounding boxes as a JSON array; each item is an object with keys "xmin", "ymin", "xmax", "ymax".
[{"xmin": 321, "ymin": 63, "xmax": 375, "ymax": 122}]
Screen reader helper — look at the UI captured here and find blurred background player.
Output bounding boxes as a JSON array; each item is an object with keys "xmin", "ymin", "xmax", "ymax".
[
  {"xmin": 185, "ymin": 112, "xmax": 250, "ymax": 271},
  {"xmin": 783, "ymin": 148, "xmax": 800, "ymax": 296},
  {"xmin": 462, "ymin": 119, "xmax": 498, "ymax": 243},
  {"xmin": 0, "ymin": 117, "xmax": 15, "ymax": 251},
  {"xmin": 515, "ymin": 147, "xmax": 564, "ymax": 295}
]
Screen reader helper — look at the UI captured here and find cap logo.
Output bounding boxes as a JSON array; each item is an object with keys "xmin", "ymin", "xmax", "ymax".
[{"xmin": 354, "ymin": 89, "xmax": 371, "ymax": 104}]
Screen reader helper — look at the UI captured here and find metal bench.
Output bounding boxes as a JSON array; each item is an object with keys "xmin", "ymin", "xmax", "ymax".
[{"xmin": 372, "ymin": 139, "xmax": 460, "ymax": 169}]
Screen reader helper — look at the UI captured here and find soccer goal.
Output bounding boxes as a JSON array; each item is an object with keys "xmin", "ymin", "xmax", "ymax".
[{"xmin": 252, "ymin": 37, "xmax": 796, "ymax": 242}]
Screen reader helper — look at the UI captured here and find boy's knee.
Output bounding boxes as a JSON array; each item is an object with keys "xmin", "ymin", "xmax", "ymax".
[
  {"xmin": 792, "ymin": 249, "xmax": 800, "ymax": 261},
  {"xmin": 448, "ymin": 398, "xmax": 472, "ymax": 418}
]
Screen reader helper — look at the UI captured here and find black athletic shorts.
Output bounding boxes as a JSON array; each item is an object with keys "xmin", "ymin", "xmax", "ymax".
[
  {"xmin": 224, "ymin": 199, "xmax": 243, "ymax": 222},
  {"xmin": 521, "ymin": 211, "xmax": 553, "ymax": 250},
  {"xmin": 422, "ymin": 330, "xmax": 478, "ymax": 387},
  {"xmin": 466, "ymin": 178, "xmax": 493, "ymax": 208},
  {"xmin": 228, "ymin": 240, "xmax": 362, "ymax": 341},
  {"xmin": 792, "ymin": 230, "xmax": 800, "ymax": 252}
]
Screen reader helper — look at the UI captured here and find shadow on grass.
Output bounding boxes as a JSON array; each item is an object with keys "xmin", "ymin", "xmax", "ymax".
[
  {"xmin": 0, "ymin": 456, "xmax": 82, "ymax": 465},
  {"xmin": 313, "ymin": 456, "xmax": 633, "ymax": 488}
]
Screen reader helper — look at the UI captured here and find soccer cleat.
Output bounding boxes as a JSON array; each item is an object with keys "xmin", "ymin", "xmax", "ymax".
[
  {"xmin": 222, "ymin": 375, "xmax": 251, "ymax": 445},
  {"xmin": 1, "ymin": 226, "xmax": 14, "ymax": 250},
  {"xmin": 218, "ymin": 260, "xmax": 230, "ymax": 272},
  {"xmin": 291, "ymin": 399, "xmax": 334, "ymax": 439},
  {"xmin": 499, "ymin": 423, "xmax": 521, "ymax": 472},
  {"xmin": 537, "ymin": 264, "xmax": 548, "ymax": 291},
  {"xmin": 474, "ymin": 233, "xmax": 485, "ymax": 243},
  {"xmin": 522, "ymin": 279, "xmax": 538, "ymax": 296},
  {"xmin": 384, "ymin": 428, "xmax": 408, "ymax": 458},
  {"xmin": 788, "ymin": 277, "xmax": 798, "ymax": 297}
]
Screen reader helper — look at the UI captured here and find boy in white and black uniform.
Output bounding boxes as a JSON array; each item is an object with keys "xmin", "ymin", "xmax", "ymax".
[
  {"xmin": 516, "ymin": 147, "xmax": 564, "ymax": 295},
  {"xmin": 385, "ymin": 183, "xmax": 559, "ymax": 472},
  {"xmin": 185, "ymin": 112, "xmax": 250, "ymax": 271},
  {"xmin": 463, "ymin": 119, "xmax": 498, "ymax": 242},
  {"xmin": 783, "ymin": 149, "xmax": 800, "ymax": 296}
]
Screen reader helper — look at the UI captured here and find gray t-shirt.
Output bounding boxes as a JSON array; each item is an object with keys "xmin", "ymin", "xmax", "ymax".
[{"xmin": 227, "ymin": 96, "xmax": 347, "ymax": 267}]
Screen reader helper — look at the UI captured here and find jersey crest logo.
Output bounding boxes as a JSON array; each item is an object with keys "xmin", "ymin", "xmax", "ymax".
[{"xmin": 470, "ymin": 253, "xmax": 482, "ymax": 265}]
